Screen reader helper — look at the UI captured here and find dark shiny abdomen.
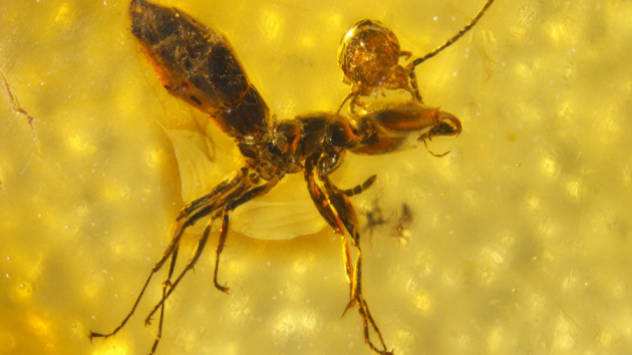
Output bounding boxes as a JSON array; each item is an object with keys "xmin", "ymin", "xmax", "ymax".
[{"xmin": 130, "ymin": 0, "xmax": 269, "ymax": 139}]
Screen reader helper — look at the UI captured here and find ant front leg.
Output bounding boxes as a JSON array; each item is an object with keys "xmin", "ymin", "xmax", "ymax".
[
  {"xmin": 337, "ymin": 92, "xmax": 364, "ymax": 115},
  {"xmin": 304, "ymin": 157, "xmax": 345, "ymax": 234},
  {"xmin": 341, "ymin": 240, "xmax": 392, "ymax": 355},
  {"xmin": 337, "ymin": 92, "xmax": 354, "ymax": 114},
  {"xmin": 316, "ymin": 167, "xmax": 391, "ymax": 354},
  {"xmin": 318, "ymin": 170, "xmax": 361, "ymax": 244},
  {"xmin": 304, "ymin": 154, "xmax": 389, "ymax": 353}
]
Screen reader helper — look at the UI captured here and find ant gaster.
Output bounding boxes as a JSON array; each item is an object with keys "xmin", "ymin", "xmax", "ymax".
[{"xmin": 90, "ymin": 0, "xmax": 494, "ymax": 354}]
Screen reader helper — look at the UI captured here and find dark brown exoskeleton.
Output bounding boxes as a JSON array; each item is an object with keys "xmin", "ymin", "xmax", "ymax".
[
  {"xmin": 337, "ymin": 0, "xmax": 494, "ymax": 114},
  {"xmin": 89, "ymin": 1, "xmax": 492, "ymax": 354}
]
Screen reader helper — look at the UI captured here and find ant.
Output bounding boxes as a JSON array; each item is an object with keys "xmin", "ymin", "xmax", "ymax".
[{"xmin": 89, "ymin": 0, "xmax": 494, "ymax": 354}]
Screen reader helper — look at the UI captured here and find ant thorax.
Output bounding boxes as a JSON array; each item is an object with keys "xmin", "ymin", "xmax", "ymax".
[{"xmin": 241, "ymin": 113, "xmax": 358, "ymax": 180}]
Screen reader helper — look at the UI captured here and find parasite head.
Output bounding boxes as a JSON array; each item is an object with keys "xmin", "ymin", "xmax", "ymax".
[{"xmin": 338, "ymin": 19, "xmax": 403, "ymax": 93}]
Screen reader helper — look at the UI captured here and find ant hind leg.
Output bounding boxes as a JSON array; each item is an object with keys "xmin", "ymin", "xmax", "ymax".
[
  {"xmin": 212, "ymin": 213, "xmax": 230, "ymax": 293},
  {"xmin": 144, "ymin": 220, "xmax": 214, "ymax": 326},
  {"xmin": 149, "ymin": 246, "xmax": 179, "ymax": 354},
  {"xmin": 144, "ymin": 175, "xmax": 280, "ymax": 323},
  {"xmin": 89, "ymin": 213, "xmax": 202, "ymax": 341}
]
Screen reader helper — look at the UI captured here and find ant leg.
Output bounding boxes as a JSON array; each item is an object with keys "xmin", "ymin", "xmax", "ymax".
[
  {"xmin": 319, "ymin": 174, "xmax": 360, "ymax": 244},
  {"xmin": 211, "ymin": 176, "xmax": 280, "ymax": 293},
  {"xmin": 304, "ymin": 156, "xmax": 345, "ymax": 234},
  {"xmin": 89, "ymin": 173, "xmax": 246, "ymax": 341},
  {"xmin": 149, "ymin": 246, "xmax": 179, "ymax": 354},
  {"xmin": 212, "ymin": 213, "xmax": 230, "ymax": 293},
  {"xmin": 349, "ymin": 95, "xmax": 365, "ymax": 115},
  {"xmin": 177, "ymin": 168, "xmax": 247, "ymax": 220},
  {"xmin": 343, "ymin": 175, "xmax": 377, "ymax": 197},
  {"xmin": 89, "ymin": 215, "xmax": 199, "ymax": 340},
  {"xmin": 337, "ymin": 92, "xmax": 365, "ymax": 115},
  {"xmin": 399, "ymin": 50, "xmax": 412, "ymax": 60},
  {"xmin": 318, "ymin": 173, "xmax": 391, "ymax": 354},
  {"xmin": 305, "ymin": 156, "xmax": 390, "ymax": 352},
  {"xmin": 337, "ymin": 92, "xmax": 355, "ymax": 114},
  {"xmin": 145, "ymin": 176, "xmax": 281, "ymax": 322},
  {"xmin": 145, "ymin": 219, "xmax": 213, "ymax": 326},
  {"xmin": 341, "ymin": 242, "xmax": 392, "ymax": 355}
]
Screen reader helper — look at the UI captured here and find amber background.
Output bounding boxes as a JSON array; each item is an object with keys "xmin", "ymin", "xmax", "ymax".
[{"xmin": 2, "ymin": 0, "xmax": 632, "ymax": 354}]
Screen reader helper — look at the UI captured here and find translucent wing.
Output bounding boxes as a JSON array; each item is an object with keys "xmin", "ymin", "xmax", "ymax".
[{"xmin": 166, "ymin": 127, "xmax": 326, "ymax": 240}]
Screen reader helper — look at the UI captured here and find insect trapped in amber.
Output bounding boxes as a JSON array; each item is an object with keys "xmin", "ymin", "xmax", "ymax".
[{"xmin": 89, "ymin": 0, "xmax": 494, "ymax": 354}]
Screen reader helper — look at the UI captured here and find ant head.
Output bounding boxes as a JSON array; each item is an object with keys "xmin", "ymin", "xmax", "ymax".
[
  {"xmin": 416, "ymin": 111, "xmax": 462, "ymax": 158},
  {"xmin": 428, "ymin": 112, "xmax": 462, "ymax": 138},
  {"xmin": 338, "ymin": 19, "xmax": 401, "ymax": 90}
]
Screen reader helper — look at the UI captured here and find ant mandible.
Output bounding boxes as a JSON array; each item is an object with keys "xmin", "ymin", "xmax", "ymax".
[{"xmin": 89, "ymin": 0, "xmax": 494, "ymax": 354}]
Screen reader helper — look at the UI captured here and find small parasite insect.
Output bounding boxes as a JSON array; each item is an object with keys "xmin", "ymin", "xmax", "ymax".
[
  {"xmin": 337, "ymin": 0, "xmax": 494, "ymax": 114},
  {"xmin": 90, "ymin": 0, "xmax": 494, "ymax": 354}
]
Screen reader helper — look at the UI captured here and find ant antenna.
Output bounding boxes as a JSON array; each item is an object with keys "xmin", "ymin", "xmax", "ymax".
[
  {"xmin": 412, "ymin": 0, "xmax": 494, "ymax": 68},
  {"xmin": 408, "ymin": 0, "xmax": 494, "ymax": 101}
]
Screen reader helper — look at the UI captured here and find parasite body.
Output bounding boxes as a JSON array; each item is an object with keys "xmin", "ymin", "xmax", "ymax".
[
  {"xmin": 338, "ymin": 0, "xmax": 495, "ymax": 112},
  {"xmin": 90, "ymin": 0, "xmax": 493, "ymax": 354}
]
